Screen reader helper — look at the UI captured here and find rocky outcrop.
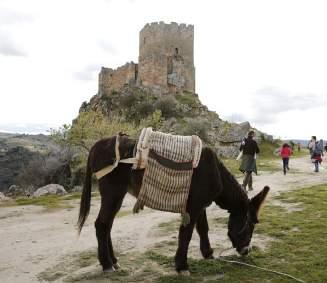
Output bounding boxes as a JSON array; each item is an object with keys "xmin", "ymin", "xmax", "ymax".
[
  {"xmin": 33, "ymin": 184, "xmax": 67, "ymax": 197},
  {"xmin": 80, "ymin": 86, "xmax": 271, "ymax": 157}
]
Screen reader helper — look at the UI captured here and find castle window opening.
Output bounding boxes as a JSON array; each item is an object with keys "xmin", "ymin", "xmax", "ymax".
[
  {"xmin": 175, "ymin": 48, "xmax": 179, "ymax": 55},
  {"xmin": 144, "ymin": 37, "xmax": 146, "ymax": 44}
]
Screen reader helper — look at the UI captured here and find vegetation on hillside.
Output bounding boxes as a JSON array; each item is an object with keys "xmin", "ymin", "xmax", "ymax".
[{"xmin": 80, "ymin": 89, "xmax": 213, "ymax": 143}]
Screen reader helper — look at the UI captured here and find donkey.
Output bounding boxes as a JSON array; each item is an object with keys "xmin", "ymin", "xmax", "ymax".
[{"xmin": 77, "ymin": 135, "xmax": 269, "ymax": 273}]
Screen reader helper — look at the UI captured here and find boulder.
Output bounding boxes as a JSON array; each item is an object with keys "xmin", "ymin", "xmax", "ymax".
[
  {"xmin": 33, "ymin": 184, "xmax": 67, "ymax": 197},
  {"xmin": 215, "ymin": 121, "xmax": 250, "ymax": 143},
  {"xmin": 6, "ymin": 184, "xmax": 26, "ymax": 197},
  {"xmin": 0, "ymin": 192, "xmax": 10, "ymax": 201}
]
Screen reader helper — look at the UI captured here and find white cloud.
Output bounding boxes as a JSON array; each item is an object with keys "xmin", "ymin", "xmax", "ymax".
[
  {"xmin": 250, "ymin": 87, "xmax": 327, "ymax": 124},
  {"xmin": 73, "ymin": 64, "xmax": 102, "ymax": 81},
  {"xmin": 0, "ymin": 7, "xmax": 33, "ymax": 25},
  {"xmin": 0, "ymin": 35, "xmax": 26, "ymax": 56},
  {"xmin": 0, "ymin": 6, "xmax": 32, "ymax": 56},
  {"xmin": 97, "ymin": 39, "xmax": 118, "ymax": 55}
]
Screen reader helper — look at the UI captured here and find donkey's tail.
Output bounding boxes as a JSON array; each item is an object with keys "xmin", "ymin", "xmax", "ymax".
[{"xmin": 77, "ymin": 154, "xmax": 92, "ymax": 235}]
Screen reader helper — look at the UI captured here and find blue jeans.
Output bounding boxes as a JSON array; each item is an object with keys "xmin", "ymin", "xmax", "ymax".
[{"xmin": 314, "ymin": 160, "xmax": 319, "ymax": 172}]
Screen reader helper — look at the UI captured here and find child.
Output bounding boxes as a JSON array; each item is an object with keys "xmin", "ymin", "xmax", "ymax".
[{"xmin": 280, "ymin": 143, "xmax": 292, "ymax": 175}]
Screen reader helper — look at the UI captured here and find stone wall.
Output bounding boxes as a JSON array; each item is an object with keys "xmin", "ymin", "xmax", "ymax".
[
  {"xmin": 98, "ymin": 62, "xmax": 137, "ymax": 96},
  {"xmin": 137, "ymin": 55, "xmax": 168, "ymax": 93}
]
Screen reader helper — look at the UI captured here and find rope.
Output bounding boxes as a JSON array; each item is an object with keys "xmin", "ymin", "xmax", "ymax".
[{"xmin": 216, "ymin": 247, "xmax": 306, "ymax": 283}]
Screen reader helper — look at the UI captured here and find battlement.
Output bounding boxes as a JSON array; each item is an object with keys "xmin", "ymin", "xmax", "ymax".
[
  {"xmin": 141, "ymin": 21, "xmax": 194, "ymax": 33},
  {"xmin": 100, "ymin": 61, "xmax": 136, "ymax": 74}
]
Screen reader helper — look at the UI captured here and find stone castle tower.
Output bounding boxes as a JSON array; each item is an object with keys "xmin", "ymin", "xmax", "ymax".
[{"xmin": 98, "ymin": 22, "xmax": 195, "ymax": 96}]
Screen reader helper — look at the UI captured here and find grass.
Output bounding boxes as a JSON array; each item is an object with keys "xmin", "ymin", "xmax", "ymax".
[
  {"xmin": 38, "ymin": 249, "xmax": 99, "ymax": 282},
  {"xmin": 292, "ymin": 148, "xmax": 310, "ymax": 158},
  {"xmin": 157, "ymin": 219, "xmax": 180, "ymax": 233},
  {"xmin": 42, "ymin": 183, "xmax": 327, "ymax": 282},
  {"xmin": 142, "ymin": 184, "xmax": 327, "ymax": 282},
  {"xmin": 223, "ymin": 157, "xmax": 279, "ymax": 177},
  {"xmin": 116, "ymin": 210, "xmax": 132, "ymax": 218},
  {"xmin": 14, "ymin": 192, "xmax": 82, "ymax": 210},
  {"xmin": 3, "ymin": 191, "xmax": 102, "ymax": 211}
]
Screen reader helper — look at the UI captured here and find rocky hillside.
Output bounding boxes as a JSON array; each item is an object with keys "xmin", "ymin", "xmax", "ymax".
[
  {"xmin": 0, "ymin": 133, "xmax": 46, "ymax": 192},
  {"xmin": 80, "ymin": 86, "xmax": 272, "ymax": 157},
  {"xmin": 0, "ymin": 133, "xmax": 68, "ymax": 192}
]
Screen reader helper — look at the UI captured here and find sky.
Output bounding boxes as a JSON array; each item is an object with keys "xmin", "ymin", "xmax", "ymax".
[{"xmin": 1, "ymin": 0, "xmax": 327, "ymax": 140}]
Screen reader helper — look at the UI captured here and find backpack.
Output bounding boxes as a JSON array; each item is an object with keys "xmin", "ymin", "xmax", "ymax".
[{"xmin": 313, "ymin": 141, "xmax": 323, "ymax": 155}]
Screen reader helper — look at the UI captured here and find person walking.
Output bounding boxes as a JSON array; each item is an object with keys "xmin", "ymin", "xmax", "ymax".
[
  {"xmin": 279, "ymin": 143, "xmax": 292, "ymax": 175},
  {"xmin": 312, "ymin": 139, "xmax": 323, "ymax": 172},
  {"xmin": 308, "ymin": 136, "xmax": 316, "ymax": 156},
  {"xmin": 239, "ymin": 130, "xmax": 260, "ymax": 192}
]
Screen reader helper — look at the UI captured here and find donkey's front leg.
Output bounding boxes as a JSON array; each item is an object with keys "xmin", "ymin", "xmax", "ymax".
[
  {"xmin": 174, "ymin": 215, "xmax": 197, "ymax": 273},
  {"xmin": 196, "ymin": 209, "xmax": 214, "ymax": 259}
]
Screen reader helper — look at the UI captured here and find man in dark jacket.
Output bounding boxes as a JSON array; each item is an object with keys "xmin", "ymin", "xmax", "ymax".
[{"xmin": 239, "ymin": 130, "xmax": 260, "ymax": 192}]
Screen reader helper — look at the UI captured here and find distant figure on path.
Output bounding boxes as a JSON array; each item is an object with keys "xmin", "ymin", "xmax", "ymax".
[
  {"xmin": 239, "ymin": 130, "xmax": 260, "ymax": 192},
  {"xmin": 308, "ymin": 136, "xmax": 316, "ymax": 155},
  {"xmin": 297, "ymin": 142, "xmax": 301, "ymax": 152},
  {"xmin": 279, "ymin": 143, "xmax": 292, "ymax": 175},
  {"xmin": 311, "ymin": 139, "xmax": 323, "ymax": 172}
]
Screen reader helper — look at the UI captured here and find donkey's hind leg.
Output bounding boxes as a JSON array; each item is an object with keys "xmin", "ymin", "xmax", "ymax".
[
  {"xmin": 95, "ymin": 181, "xmax": 127, "ymax": 272},
  {"xmin": 196, "ymin": 209, "xmax": 214, "ymax": 259}
]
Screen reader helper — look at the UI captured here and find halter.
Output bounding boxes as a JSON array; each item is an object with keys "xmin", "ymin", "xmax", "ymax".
[{"xmin": 238, "ymin": 215, "xmax": 249, "ymax": 235}]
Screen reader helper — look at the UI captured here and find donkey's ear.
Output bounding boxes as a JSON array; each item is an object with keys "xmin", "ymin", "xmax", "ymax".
[{"xmin": 250, "ymin": 186, "xmax": 270, "ymax": 222}]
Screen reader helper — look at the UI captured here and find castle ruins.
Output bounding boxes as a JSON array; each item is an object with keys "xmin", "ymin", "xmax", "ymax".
[{"xmin": 98, "ymin": 22, "xmax": 195, "ymax": 95}]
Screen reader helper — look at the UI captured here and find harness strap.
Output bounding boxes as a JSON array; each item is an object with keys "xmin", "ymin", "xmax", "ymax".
[{"xmin": 94, "ymin": 136, "xmax": 137, "ymax": 180}]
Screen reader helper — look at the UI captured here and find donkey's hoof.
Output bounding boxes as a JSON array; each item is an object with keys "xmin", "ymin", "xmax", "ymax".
[
  {"xmin": 103, "ymin": 266, "xmax": 116, "ymax": 273},
  {"xmin": 178, "ymin": 270, "xmax": 190, "ymax": 276},
  {"xmin": 113, "ymin": 262, "xmax": 121, "ymax": 270}
]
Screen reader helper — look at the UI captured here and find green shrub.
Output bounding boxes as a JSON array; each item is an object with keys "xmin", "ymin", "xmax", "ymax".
[
  {"xmin": 135, "ymin": 101, "xmax": 155, "ymax": 119},
  {"xmin": 120, "ymin": 93, "xmax": 137, "ymax": 108},
  {"xmin": 154, "ymin": 95, "xmax": 178, "ymax": 118},
  {"xmin": 140, "ymin": 110, "xmax": 163, "ymax": 130},
  {"xmin": 175, "ymin": 117, "xmax": 211, "ymax": 143}
]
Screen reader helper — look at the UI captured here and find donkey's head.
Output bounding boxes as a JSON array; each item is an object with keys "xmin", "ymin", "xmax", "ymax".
[{"xmin": 227, "ymin": 186, "xmax": 269, "ymax": 255}]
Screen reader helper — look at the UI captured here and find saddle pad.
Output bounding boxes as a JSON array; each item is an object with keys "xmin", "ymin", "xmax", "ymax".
[{"xmin": 135, "ymin": 129, "xmax": 202, "ymax": 213}]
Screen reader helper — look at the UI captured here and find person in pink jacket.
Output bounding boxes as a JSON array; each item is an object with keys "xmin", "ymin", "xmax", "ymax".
[{"xmin": 280, "ymin": 143, "xmax": 292, "ymax": 175}]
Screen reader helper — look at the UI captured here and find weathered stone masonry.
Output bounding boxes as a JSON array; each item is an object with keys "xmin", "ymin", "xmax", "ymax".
[{"xmin": 98, "ymin": 22, "xmax": 195, "ymax": 96}]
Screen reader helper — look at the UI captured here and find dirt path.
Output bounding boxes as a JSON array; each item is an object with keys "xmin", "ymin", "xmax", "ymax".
[{"xmin": 0, "ymin": 156, "xmax": 326, "ymax": 282}]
